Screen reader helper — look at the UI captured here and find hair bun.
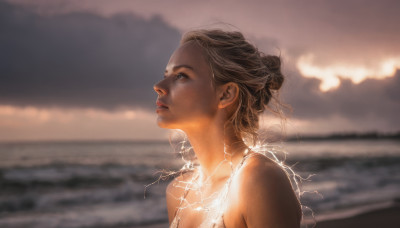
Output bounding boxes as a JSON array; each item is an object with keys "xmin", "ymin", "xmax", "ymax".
[{"xmin": 261, "ymin": 55, "xmax": 284, "ymax": 90}]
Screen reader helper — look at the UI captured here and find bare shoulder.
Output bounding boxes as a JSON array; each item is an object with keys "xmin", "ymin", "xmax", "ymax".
[
  {"xmin": 165, "ymin": 171, "xmax": 195, "ymax": 223},
  {"xmin": 237, "ymin": 153, "xmax": 302, "ymax": 227},
  {"xmin": 240, "ymin": 153, "xmax": 291, "ymax": 187},
  {"xmin": 166, "ymin": 171, "xmax": 193, "ymax": 199}
]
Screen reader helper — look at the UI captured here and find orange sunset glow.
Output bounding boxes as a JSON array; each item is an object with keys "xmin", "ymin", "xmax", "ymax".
[
  {"xmin": 1, "ymin": 2, "xmax": 400, "ymax": 228},
  {"xmin": 297, "ymin": 55, "xmax": 400, "ymax": 91},
  {"xmin": 1, "ymin": 0, "xmax": 399, "ymax": 141}
]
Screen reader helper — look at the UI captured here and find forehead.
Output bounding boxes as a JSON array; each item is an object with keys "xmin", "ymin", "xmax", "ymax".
[{"xmin": 165, "ymin": 41, "xmax": 210, "ymax": 75}]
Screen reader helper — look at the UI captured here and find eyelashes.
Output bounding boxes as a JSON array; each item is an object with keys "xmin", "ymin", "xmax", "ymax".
[
  {"xmin": 175, "ymin": 73, "xmax": 188, "ymax": 79},
  {"xmin": 163, "ymin": 72, "xmax": 188, "ymax": 80}
]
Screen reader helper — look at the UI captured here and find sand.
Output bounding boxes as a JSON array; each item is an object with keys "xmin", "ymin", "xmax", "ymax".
[
  {"xmin": 315, "ymin": 205, "xmax": 400, "ymax": 228},
  {"xmin": 136, "ymin": 204, "xmax": 400, "ymax": 228}
]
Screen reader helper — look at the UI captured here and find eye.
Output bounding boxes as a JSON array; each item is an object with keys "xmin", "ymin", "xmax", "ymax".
[{"xmin": 176, "ymin": 73, "xmax": 188, "ymax": 80}]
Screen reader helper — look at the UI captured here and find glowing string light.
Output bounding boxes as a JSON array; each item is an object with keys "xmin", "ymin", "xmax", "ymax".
[{"xmin": 145, "ymin": 139, "xmax": 317, "ymax": 227}]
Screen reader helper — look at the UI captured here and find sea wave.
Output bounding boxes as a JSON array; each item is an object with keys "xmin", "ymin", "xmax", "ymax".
[{"xmin": 0, "ymin": 140, "xmax": 399, "ymax": 227}]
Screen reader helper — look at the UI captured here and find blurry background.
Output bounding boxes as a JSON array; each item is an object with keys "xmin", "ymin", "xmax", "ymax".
[{"xmin": 0, "ymin": 0, "xmax": 399, "ymax": 227}]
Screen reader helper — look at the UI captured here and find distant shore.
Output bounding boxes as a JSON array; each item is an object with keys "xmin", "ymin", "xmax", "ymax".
[
  {"xmin": 1, "ymin": 131, "xmax": 399, "ymax": 144},
  {"xmin": 287, "ymin": 131, "xmax": 400, "ymax": 141}
]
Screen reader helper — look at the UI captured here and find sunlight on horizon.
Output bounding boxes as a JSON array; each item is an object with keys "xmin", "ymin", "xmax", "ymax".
[
  {"xmin": 297, "ymin": 54, "xmax": 400, "ymax": 91},
  {"xmin": 0, "ymin": 105, "xmax": 166, "ymax": 141},
  {"xmin": 0, "ymin": 105, "xmax": 154, "ymax": 124}
]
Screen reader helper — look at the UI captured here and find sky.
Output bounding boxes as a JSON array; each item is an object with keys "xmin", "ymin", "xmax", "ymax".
[{"xmin": 0, "ymin": 0, "xmax": 399, "ymax": 141}]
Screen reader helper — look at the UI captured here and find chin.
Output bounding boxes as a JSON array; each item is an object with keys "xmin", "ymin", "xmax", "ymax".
[
  {"xmin": 156, "ymin": 122, "xmax": 169, "ymax": 129},
  {"xmin": 156, "ymin": 117, "xmax": 174, "ymax": 129},
  {"xmin": 157, "ymin": 119, "xmax": 186, "ymax": 131}
]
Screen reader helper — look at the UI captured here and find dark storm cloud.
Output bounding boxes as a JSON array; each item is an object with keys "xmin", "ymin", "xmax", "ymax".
[
  {"xmin": 1, "ymin": 1, "xmax": 399, "ymax": 131},
  {"xmin": 283, "ymin": 69, "xmax": 400, "ymax": 129},
  {"xmin": 0, "ymin": 1, "xmax": 180, "ymax": 110}
]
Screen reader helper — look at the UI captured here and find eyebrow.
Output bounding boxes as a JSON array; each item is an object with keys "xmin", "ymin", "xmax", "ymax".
[{"xmin": 164, "ymin": 64, "xmax": 194, "ymax": 74}]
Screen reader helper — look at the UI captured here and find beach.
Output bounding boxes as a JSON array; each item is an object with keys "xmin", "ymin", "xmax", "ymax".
[
  {"xmin": 0, "ymin": 140, "xmax": 399, "ymax": 228},
  {"xmin": 136, "ymin": 204, "xmax": 400, "ymax": 228},
  {"xmin": 315, "ymin": 204, "xmax": 400, "ymax": 228}
]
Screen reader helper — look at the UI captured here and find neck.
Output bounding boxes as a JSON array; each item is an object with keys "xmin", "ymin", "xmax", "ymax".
[{"xmin": 183, "ymin": 119, "xmax": 248, "ymax": 183}]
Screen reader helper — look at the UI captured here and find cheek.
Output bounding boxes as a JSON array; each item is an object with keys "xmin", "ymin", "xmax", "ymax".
[{"xmin": 172, "ymin": 83, "xmax": 218, "ymax": 117}]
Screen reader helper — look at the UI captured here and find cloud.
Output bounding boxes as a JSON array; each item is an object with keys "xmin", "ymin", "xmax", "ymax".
[
  {"xmin": 0, "ymin": 1, "xmax": 181, "ymax": 110},
  {"xmin": 1, "ymin": 0, "xmax": 399, "ymax": 137},
  {"xmin": 283, "ymin": 68, "xmax": 400, "ymax": 131},
  {"xmin": 297, "ymin": 55, "xmax": 400, "ymax": 91},
  {"xmin": 6, "ymin": 0, "xmax": 400, "ymax": 90}
]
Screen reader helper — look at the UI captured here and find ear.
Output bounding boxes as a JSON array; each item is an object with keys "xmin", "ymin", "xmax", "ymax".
[{"xmin": 218, "ymin": 82, "xmax": 239, "ymax": 109}]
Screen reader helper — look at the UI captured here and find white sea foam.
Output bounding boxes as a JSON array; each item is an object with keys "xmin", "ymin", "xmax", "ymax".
[{"xmin": 0, "ymin": 140, "xmax": 399, "ymax": 227}]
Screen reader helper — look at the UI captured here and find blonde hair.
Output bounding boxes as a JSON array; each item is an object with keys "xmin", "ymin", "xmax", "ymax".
[{"xmin": 181, "ymin": 29, "xmax": 285, "ymax": 145}]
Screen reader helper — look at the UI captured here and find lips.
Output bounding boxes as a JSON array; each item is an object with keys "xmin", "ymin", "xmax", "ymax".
[{"xmin": 156, "ymin": 100, "xmax": 168, "ymax": 109}]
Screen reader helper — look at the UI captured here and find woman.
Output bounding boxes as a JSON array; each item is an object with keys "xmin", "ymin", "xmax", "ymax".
[{"xmin": 154, "ymin": 29, "xmax": 302, "ymax": 228}]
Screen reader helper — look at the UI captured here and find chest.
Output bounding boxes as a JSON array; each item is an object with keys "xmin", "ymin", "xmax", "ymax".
[
  {"xmin": 173, "ymin": 178, "xmax": 245, "ymax": 228},
  {"xmin": 174, "ymin": 181, "xmax": 225, "ymax": 227}
]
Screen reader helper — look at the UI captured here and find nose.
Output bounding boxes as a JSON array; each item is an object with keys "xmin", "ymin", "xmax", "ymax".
[{"xmin": 153, "ymin": 80, "xmax": 167, "ymax": 96}]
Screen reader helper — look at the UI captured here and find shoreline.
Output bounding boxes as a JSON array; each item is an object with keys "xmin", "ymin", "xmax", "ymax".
[
  {"xmin": 136, "ymin": 203, "xmax": 400, "ymax": 228},
  {"xmin": 303, "ymin": 200, "xmax": 397, "ymax": 224},
  {"xmin": 314, "ymin": 204, "xmax": 400, "ymax": 228}
]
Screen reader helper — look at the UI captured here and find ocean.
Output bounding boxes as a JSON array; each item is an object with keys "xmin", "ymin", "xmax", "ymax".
[{"xmin": 0, "ymin": 139, "xmax": 399, "ymax": 227}]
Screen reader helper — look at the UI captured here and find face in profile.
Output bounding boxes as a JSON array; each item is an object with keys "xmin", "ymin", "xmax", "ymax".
[{"xmin": 153, "ymin": 41, "xmax": 220, "ymax": 131}]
